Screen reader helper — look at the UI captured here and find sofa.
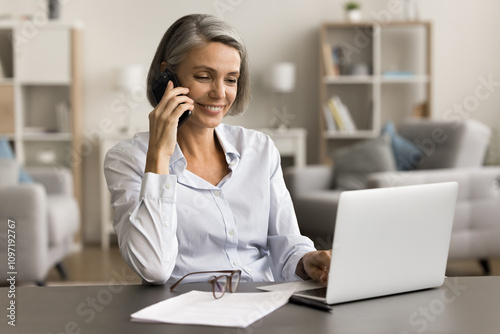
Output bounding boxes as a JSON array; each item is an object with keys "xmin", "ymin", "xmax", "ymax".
[
  {"xmin": 285, "ymin": 119, "xmax": 500, "ymax": 273},
  {"xmin": 0, "ymin": 160, "xmax": 80, "ymax": 285}
]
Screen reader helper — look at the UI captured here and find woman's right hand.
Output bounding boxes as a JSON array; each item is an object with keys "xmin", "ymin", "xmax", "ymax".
[{"xmin": 145, "ymin": 80, "xmax": 194, "ymax": 174}]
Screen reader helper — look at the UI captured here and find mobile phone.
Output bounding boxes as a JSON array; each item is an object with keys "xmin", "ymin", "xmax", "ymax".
[{"xmin": 151, "ymin": 68, "xmax": 191, "ymax": 128}]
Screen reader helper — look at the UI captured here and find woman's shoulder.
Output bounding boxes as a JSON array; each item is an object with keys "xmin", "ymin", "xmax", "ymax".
[
  {"xmin": 105, "ymin": 132, "xmax": 149, "ymax": 169},
  {"xmin": 108, "ymin": 132, "xmax": 149, "ymax": 153}
]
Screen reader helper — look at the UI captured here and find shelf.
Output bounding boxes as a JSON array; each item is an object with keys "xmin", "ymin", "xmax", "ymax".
[
  {"xmin": 322, "ymin": 21, "xmax": 431, "ymax": 28},
  {"xmin": 23, "ymin": 132, "xmax": 72, "ymax": 141},
  {"xmin": 0, "ymin": 20, "xmax": 83, "ymax": 241},
  {"xmin": 318, "ymin": 21, "xmax": 432, "ymax": 164},
  {"xmin": 323, "ymin": 75, "xmax": 375, "ymax": 84},
  {"xmin": 0, "ymin": 78, "xmax": 15, "ymax": 85},
  {"xmin": 324, "ymin": 75, "xmax": 430, "ymax": 85},
  {"xmin": 19, "ymin": 80, "xmax": 71, "ymax": 86},
  {"xmin": 0, "ymin": 133, "xmax": 15, "ymax": 140},
  {"xmin": 0, "ymin": 19, "xmax": 83, "ymax": 30},
  {"xmin": 323, "ymin": 130, "xmax": 377, "ymax": 139},
  {"xmin": 381, "ymin": 74, "xmax": 430, "ymax": 84}
]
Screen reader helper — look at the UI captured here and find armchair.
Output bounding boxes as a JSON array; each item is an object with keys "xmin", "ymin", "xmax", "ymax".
[
  {"xmin": 0, "ymin": 161, "xmax": 80, "ymax": 285},
  {"xmin": 285, "ymin": 119, "xmax": 500, "ymax": 273}
]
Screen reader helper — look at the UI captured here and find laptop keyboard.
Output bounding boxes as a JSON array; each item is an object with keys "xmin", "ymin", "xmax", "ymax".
[{"xmin": 297, "ymin": 287, "xmax": 327, "ymax": 298}]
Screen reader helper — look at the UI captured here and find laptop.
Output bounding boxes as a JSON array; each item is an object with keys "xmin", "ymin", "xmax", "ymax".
[{"xmin": 260, "ymin": 182, "xmax": 458, "ymax": 305}]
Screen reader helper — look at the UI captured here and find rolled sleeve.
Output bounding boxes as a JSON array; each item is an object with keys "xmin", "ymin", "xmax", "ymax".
[{"xmin": 105, "ymin": 145, "xmax": 179, "ymax": 284}]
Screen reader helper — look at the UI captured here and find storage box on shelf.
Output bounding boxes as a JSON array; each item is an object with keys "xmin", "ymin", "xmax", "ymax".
[{"xmin": 319, "ymin": 21, "xmax": 432, "ymax": 163}]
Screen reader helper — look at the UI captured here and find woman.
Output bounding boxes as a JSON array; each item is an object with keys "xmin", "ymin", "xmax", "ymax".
[{"xmin": 104, "ymin": 14, "xmax": 331, "ymax": 285}]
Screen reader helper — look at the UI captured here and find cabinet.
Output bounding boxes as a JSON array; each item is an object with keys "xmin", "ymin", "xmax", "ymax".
[
  {"xmin": 260, "ymin": 128, "xmax": 307, "ymax": 167},
  {"xmin": 319, "ymin": 22, "xmax": 432, "ymax": 163},
  {"xmin": 0, "ymin": 20, "xmax": 83, "ymax": 207}
]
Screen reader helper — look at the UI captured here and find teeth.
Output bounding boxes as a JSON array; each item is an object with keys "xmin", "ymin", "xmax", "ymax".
[{"xmin": 201, "ymin": 104, "xmax": 222, "ymax": 111}]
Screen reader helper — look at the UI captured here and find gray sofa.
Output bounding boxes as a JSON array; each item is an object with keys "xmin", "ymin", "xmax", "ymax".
[
  {"xmin": 0, "ymin": 160, "xmax": 80, "ymax": 285},
  {"xmin": 285, "ymin": 119, "xmax": 500, "ymax": 273}
]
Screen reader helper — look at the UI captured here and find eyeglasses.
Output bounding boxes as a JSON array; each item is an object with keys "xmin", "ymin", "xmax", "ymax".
[{"xmin": 170, "ymin": 270, "xmax": 241, "ymax": 299}]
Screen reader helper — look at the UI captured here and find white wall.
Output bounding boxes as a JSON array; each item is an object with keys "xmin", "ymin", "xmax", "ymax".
[{"xmin": 2, "ymin": 0, "xmax": 500, "ymax": 243}]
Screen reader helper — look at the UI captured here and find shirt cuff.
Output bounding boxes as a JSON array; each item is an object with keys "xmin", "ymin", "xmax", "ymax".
[
  {"xmin": 287, "ymin": 249, "xmax": 315, "ymax": 281},
  {"xmin": 140, "ymin": 172, "xmax": 177, "ymax": 201}
]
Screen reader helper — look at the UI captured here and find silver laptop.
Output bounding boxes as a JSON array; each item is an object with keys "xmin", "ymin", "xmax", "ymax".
[{"xmin": 261, "ymin": 182, "xmax": 458, "ymax": 305}]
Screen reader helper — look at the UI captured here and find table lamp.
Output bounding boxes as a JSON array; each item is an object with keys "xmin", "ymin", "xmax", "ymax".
[
  {"xmin": 269, "ymin": 62, "xmax": 296, "ymax": 130},
  {"xmin": 112, "ymin": 65, "xmax": 144, "ymax": 134}
]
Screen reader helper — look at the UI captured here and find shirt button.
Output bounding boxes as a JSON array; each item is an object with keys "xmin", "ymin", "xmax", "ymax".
[
  {"xmin": 165, "ymin": 221, "xmax": 170, "ymax": 227},
  {"xmin": 233, "ymin": 260, "xmax": 239, "ymax": 266},
  {"xmin": 165, "ymin": 184, "xmax": 172, "ymax": 190},
  {"xmin": 247, "ymin": 268, "xmax": 253, "ymax": 273},
  {"xmin": 229, "ymin": 230, "xmax": 235, "ymax": 236},
  {"xmin": 214, "ymin": 190, "xmax": 220, "ymax": 197}
]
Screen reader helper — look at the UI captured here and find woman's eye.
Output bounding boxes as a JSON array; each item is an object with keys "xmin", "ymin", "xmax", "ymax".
[
  {"xmin": 195, "ymin": 76, "xmax": 210, "ymax": 81},
  {"xmin": 226, "ymin": 78, "xmax": 238, "ymax": 85}
]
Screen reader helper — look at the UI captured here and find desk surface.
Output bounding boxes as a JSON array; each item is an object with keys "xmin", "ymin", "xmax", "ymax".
[{"xmin": 1, "ymin": 276, "xmax": 499, "ymax": 333}]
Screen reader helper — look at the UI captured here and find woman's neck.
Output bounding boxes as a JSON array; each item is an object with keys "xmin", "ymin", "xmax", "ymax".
[{"xmin": 177, "ymin": 127, "xmax": 220, "ymax": 161}]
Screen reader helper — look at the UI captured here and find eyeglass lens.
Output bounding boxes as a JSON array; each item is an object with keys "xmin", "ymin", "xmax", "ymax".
[
  {"xmin": 230, "ymin": 271, "xmax": 240, "ymax": 292},
  {"xmin": 213, "ymin": 275, "xmax": 228, "ymax": 299}
]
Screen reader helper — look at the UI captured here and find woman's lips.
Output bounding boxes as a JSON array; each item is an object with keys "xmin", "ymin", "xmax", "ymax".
[{"xmin": 197, "ymin": 103, "xmax": 225, "ymax": 114}]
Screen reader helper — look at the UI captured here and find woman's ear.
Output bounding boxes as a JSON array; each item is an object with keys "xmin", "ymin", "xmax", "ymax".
[{"xmin": 160, "ymin": 62, "xmax": 168, "ymax": 72}]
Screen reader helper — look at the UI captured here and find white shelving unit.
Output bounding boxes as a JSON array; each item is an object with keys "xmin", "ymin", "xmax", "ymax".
[
  {"xmin": 319, "ymin": 21, "xmax": 432, "ymax": 164},
  {"xmin": 0, "ymin": 20, "xmax": 83, "ymax": 210}
]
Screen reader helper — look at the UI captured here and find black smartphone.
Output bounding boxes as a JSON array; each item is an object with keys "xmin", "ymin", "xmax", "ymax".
[{"xmin": 151, "ymin": 68, "xmax": 191, "ymax": 128}]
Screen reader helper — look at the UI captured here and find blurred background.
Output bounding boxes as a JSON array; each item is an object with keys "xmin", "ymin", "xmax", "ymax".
[{"xmin": 0, "ymin": 0, "xmax": 499, "ymax": 285}]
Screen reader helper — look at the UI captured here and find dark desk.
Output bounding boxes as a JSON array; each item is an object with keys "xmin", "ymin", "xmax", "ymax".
[{"xmin": 1, "ymin": 276, "xmax": 499, "ymax": 333}]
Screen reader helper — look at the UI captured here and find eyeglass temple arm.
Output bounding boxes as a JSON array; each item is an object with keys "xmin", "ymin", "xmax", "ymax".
[
  {"xmin": 169, "ymin": 271, "xmax": 234, "ymax": 291},
  {"xmin": 169, "ymin": 272, "xmax": 195, "ymax": 291}
]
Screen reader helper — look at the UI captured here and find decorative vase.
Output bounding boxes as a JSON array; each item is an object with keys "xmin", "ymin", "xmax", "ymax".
[
  {"xmin": 346, "ymin": 9, "xmax": 362, "ymax": 22},
  {"xmin": 48, "ymin": 0, "xmax": 60, "ymax": 20}
]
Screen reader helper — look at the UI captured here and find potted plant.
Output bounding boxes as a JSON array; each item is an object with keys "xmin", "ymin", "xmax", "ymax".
[{"xmin": 345, "ymin": 2, "xmax": 362, "ymax": 22}]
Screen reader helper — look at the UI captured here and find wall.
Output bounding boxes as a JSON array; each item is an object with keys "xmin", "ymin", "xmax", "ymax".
[{"xmin": 1, "ymin": 0, "xmax": 500, "ymax": 243}]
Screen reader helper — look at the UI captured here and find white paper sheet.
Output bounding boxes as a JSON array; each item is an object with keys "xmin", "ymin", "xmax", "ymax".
[{"xmin": 131, "ymin": 289, "xmax": 294, "ymax": 328}]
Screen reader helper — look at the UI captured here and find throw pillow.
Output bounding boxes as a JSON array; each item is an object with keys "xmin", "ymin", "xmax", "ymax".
[
  {"xmin": 0, "ymin": 136, "xmax": 34, "ymax": 183},
  {"xmin": 332, "ymin": 134, "xmax": 396, "ymax": 190},
  {"xmin": 381, "ymin": 121, "xmax": 422, "ymax": 171}
]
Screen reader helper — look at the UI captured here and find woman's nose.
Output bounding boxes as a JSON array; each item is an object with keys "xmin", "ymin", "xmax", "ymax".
[{"xmin": 209, "ymin": 79, "xmax": 226, "ymax": 100}]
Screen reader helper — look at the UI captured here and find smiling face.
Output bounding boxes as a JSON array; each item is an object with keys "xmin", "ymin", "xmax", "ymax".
[{"xmin": 175, "ymin": 42, "xmax": 241, "ymax": 131}]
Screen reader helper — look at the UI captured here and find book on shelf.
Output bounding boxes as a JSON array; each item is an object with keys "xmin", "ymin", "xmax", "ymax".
[
  {"xmin": 332, "ymin": 96, "xmax": 356, "ymax": 132},
  {"xmin": 323, "ymin": 102, "xmax": 338, "ymax": 132},
  {"xmin": 322, "ymin": 43, "xmax": 336, "ymax": 76},
  {"xmin": 322, "ymin": 43, "xmax": 345, "ymax": 77},
  {"xmin": 327, "ymin": 98, "xmax": 344, "ymax": 131},
  {"xmin": 325, "ymin": 95, "xmax": 357, "ymax": 132}
]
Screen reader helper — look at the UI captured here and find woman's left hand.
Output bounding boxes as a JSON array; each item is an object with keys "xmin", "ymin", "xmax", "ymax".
[{"xmin": 296, "ymin": 250, "xmax": 332, "ymax": 283}]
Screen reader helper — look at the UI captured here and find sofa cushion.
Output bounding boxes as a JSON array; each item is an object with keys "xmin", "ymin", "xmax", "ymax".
[
  {"xmin": 0, "ymin": 158, "xmax": 19, "ymax": 187},
  {"xmin": 0, "ymin": 136, "xmax": 34, "ymax": 183},
  {"xmin": 333, "ymin": 134, "xmax": 396, "ymax": 190},
  {"xmin": 398, "ymin": 119, "xmax": 491, "ymax": 170},
  {"xmin": 381, "ymin": 121, "xmax": 422, "ymax": 171}
]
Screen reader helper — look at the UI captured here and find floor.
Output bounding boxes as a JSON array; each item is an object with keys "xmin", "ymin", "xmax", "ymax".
[
  {"xmin": 44, "ymin": 245, "xmax": 142, "ymax": 286},
  {"xmin": 41, "ymin": 245, "xmax": 500, "ymax": 286}
]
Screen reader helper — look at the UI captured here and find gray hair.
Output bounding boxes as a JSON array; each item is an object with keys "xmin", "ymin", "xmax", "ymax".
[{"xmin": 146, "ymin": 14, "xmax": 250, "ymax": 116}]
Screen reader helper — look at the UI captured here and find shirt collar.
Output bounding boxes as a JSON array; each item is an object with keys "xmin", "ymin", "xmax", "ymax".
[
  {"xmin": 168, "ymin": 124, "xmax": 241, "ymax": 180},
  {"xmin": 215, "ymin": 124, "xmax": 241, "ymax": 169},
  {"xmin": 169, "ymin": 144, "xmax": 187, "ymax": 176}
]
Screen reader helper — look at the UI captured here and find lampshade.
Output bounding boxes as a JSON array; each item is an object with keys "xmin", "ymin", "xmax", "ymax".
[
  {"xmin": 270, "ymin": 62, "xmax": 296, "ymax": 93},
  {"xmin": 112, "ymin": 64, "xmax": 144, "ymax": 92}
]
